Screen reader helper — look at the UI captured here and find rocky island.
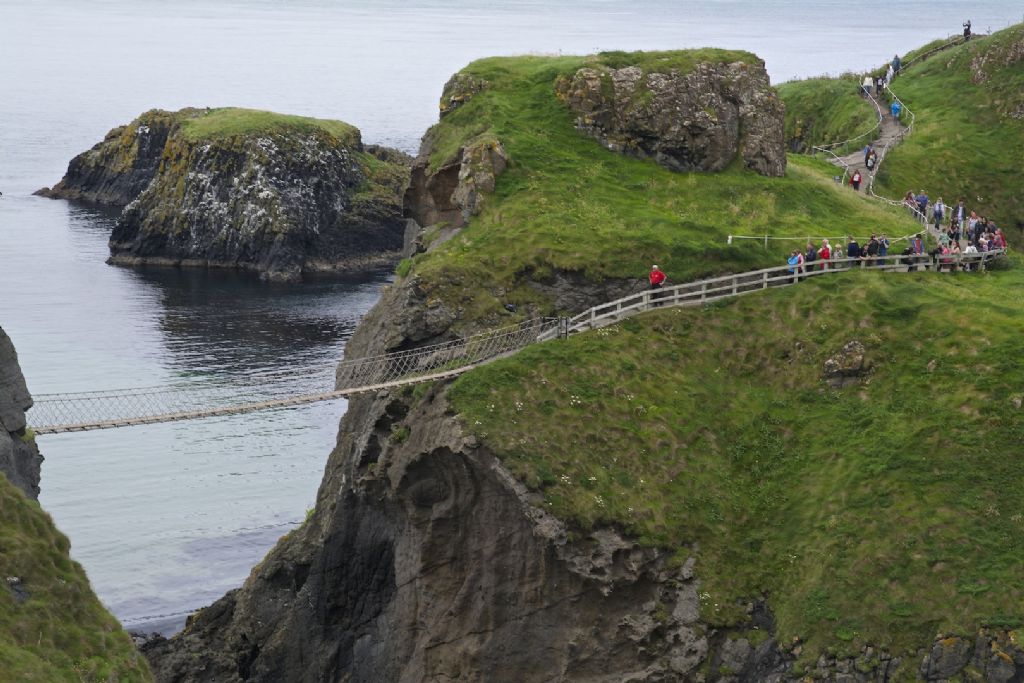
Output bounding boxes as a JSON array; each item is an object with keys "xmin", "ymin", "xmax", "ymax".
[{"xmin": 38, "ymin": 108, "xmax": 410, "ymax": 281}]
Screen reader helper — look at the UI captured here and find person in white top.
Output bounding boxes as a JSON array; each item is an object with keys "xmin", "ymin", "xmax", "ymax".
[{"xmin": 862, "ymin": 75, "xmax": 873, "ymax": 97}]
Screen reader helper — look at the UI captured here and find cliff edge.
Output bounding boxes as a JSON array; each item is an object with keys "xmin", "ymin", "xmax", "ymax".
[{"xmin": 0, "ymin": 326, "xmax": 42, "ymax": 499}]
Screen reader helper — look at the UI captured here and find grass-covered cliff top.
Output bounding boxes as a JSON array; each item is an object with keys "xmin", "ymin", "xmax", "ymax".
[
  {"xmin": 783, "ymin": 23, "xmax": 1024, "ymax": 242},
  {"xmin": 175, "ymin": 107, "xmax": 361, "ymax": 145},
  {"xmin": 450, "ymin": 262, "xmax": 1024, "ymax": 667},
  {"xmin": 777, "ymin": 76, "xmax": 878, "ymax": 150},
  {"xmin": 0, "ymin": 475, "xmax": 152, "ymax": 680},
  {"xmin": 403, "ymin": 50, "xmax": 921, "ymax": 325}
]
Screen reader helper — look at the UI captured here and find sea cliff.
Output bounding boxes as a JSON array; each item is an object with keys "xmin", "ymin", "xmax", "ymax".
[
  {"xmin": 143, "ymin": 42, "xmax": 1024, "ymax": 683},
  {"xmin": 38, "ymin": 108, "xmax": 410, "ymax": 281}
]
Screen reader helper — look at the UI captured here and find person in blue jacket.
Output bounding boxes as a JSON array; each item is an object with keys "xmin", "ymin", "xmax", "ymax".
[{"xmin": 891, "ymin": 100, "xmax": 902, "ymax": 120}]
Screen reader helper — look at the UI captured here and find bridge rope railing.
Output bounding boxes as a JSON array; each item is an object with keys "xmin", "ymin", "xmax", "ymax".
[{"xmin": 28, "ymin": 317, "xmax": 560, "ymax": 433}]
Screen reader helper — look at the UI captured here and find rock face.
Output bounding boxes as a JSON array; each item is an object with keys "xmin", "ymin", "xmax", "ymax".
[
  {"xmin": 38, "ymin": 108, "xmax": 410, "ymax": 281},
  {"xmin": 823, "ymin": 340, "xmax": 872, "ymax": 388},
  {"xmin": 0, "ymin": 326, "xmax": 42, "ymax": 499},
  {"xmin": 403, "ymin": 75, "xmax": 508, "ymax": 240},
  {"xmin": 555, "ymin": 60, "xmax": 786, "ymax": 176}
]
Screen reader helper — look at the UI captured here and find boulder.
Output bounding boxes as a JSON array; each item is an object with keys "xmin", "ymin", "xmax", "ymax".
[
  {"xmin": 555, "ymin": 58, "xmax": 786, "ymax": 176},
  {"xmin": 823, "ymin": 340, "xmax": 872, "ymax": 388}
]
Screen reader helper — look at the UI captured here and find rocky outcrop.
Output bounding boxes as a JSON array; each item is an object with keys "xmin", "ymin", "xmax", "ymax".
[
  {"xmin": 35, "ymin": 109, "xmax": 179, "ymax": 205},
  {"xmin": 556, "ymin": 59, "xmax": 786, "ymax": 176},
  {"xmin": 0, "ymin": 326, "xmax": 42, "ymax": 499},
  {"xmin": 39, "ymin": 108, "xmax": 410, "ymax": 281},
  {"xmin": 822, "ymin": 340, "xmax": 872, "ymax": 388},
  {"xmin": 403, "ymin": 73, "xmax": 507, "ymax": 244},
  {"xmin": 403, "ymin": 138, "xmax": 507, "ymax": 235},
  {"xmin": 144, "ymin": 386, "xmax": 717, "ymax": 682}
]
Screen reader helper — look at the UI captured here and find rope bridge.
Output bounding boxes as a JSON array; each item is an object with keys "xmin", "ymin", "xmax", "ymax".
[{"xmin": 29, "ymin": 317, "xmax": 559, "ymax": 434}]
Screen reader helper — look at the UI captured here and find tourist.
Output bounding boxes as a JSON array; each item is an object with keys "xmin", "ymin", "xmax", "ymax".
[
  {"xmin": 886, "ymin": 63, "xmax": 895, "ymax": 84},
  {"xmin": 891, "ymin": 100, "xmax": 902, "ymax": 121},
  {"xmin": 915, "ymin": 190, "xmax": 929, "ymax": 217},
  {"xmin": 865, "ymin": 151, "xmax": 876, "ymax": 172},
  {"xmin": 903, "ymin": 190, "xmax": 917, "ymax": 212},
  {"xmin": 892, "ymin": 54, "xmax": 902, "ymax": 75},
  {"xmin": 953, "ymin": 198, "xmax": 968, "ymax": 230},
  {"xmin": 861, "ymin": 75, "xmax": 873, "ymax": 98},
  {"xmin": 994, "ymin": 227, "xmax": 1007, "ymax": 249},
  {"xmin": 850, "ymin": 170, "xmax": 863, "ymax": 192},
  {"xmin": 787, "ymin": 251, "xmax": 802, "ymax": 283},
  {"xmin": 818, "ymin": 239, "xmax": 831, "ymax": 270},
  {"xmin": 963, "ymin": 20, "xmax": 972, "ymax": 41},
  {"xmin": 649, "ymin": 264, "xmax": 666, "ymax": 306},
  {"xmin": 805, "ymin": 242, "xmax": 818, "ymax": 268},
  {"xmin": 847, "ymin": 236, "xmax": 862, "ymax": 261},
  {"xmin": 912, "ymin": 234, "xmax": 925, "ymax": 255},
  {"xmin": 866, "ymin": 234, "xmax": 880, "ymax": 265},
  {"xmin": 863, "ymin": 145, "xmax": 872, "ymax": 166},
  {"xmin": 932, "ymin": 197, "xmax": 945, "ymax": 230},
  {"xmin": 875, "ymin": 76, "xmax": 885, "ymax": 96},
  {"xmin": 878, "ymin": 233, "xmax": 890, "ymax": 260},
  {"xmin": 950, "ymin": 218, "xmax": 961, "ymax": 243}
]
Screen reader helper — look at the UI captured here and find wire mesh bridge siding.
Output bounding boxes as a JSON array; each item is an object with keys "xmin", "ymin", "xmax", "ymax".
[{"xmin": 29, "ymin": 250, "xmax": 1004, "ymax": 435}]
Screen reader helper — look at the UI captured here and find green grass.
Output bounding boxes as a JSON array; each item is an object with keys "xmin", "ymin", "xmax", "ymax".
[
  {"xmin": 777, "ymin": 77, "xmax": 879, "ymax": 153},
  {"xmin": 177, "ymin": 107, "xmax": 360, "ymax": 145},
  {"xmin": 450, "ymin": 262, "xmax": 1024, "ymax": 662},
  {"xmin": 406, "ymin": 52, "xmax": 921, "ymax": 328},
  {"xmin": 0, "ymin": 475, "xmax": 152, "ymax": 681}
]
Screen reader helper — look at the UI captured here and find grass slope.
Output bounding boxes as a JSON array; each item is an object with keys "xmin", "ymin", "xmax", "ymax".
[
  {"xmin": 450, "ymin": 262, "xmax": 1024, "ymax": 664},
  {"xmin": 404, "ymin": 52, "xmax": 921, "ymax": 326},
  {"xmin": 177, "ymin": 107, "xmax": 360, "ymax": 145},
  {"xmin": 0, "ymin": 475, "xmax": 152, "ymax": 681},
  {"xmin": 777, "ymin": 76, "xmax": 879, "ymax": 153}
]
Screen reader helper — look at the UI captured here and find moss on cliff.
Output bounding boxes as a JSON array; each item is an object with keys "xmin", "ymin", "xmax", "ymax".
[
  {"xmin": 0, "ymin": 475, "xmax": 151, "ymax": 680},
  {"xmin": 451, "ymin": 262, "xmax": 1024, "ymax": 663},
  {"xmin": 404, "ymin": 51, "xmax": 921, "ymax": 331}
]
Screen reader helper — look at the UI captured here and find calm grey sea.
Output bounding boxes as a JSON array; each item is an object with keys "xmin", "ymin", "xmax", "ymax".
[{"xmin": 0, "ymin": 0, "xmax": 1019, "ymax": 633}]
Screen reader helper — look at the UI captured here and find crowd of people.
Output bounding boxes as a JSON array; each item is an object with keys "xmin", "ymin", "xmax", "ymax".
[{"xmin": 900, "ymin": 191, "xmax": 1008, "ymax": 252}]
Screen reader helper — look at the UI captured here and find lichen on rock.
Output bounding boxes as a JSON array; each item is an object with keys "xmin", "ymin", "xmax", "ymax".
[{"xmin": 555, "ymin": 57, "xmax": 786, "ymax": 176}]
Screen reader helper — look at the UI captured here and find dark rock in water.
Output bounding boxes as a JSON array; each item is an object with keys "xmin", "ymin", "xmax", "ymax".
[
  {"xmin": 0, "ymin": 326, "xmax": 42, "ymax": 499},
  {"xmin": 39, "ymin": 108, "xmax": 410, "ymax": 281},
  {"xmin": 556, "ymin": 58, "xmax": 786, "ymax": 177}
]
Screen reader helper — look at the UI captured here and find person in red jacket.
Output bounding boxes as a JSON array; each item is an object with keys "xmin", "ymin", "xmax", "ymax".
[
  {"xmin": 817, "ymin": 239, "xmax": 831, "ymax": 270},
  {"xmin": 649, "ymin": 265, "xmax": 666, "ymax": 289},
  {"xmin": 649, "ymin": 265, "xmax": 666, "ymax": 306}
]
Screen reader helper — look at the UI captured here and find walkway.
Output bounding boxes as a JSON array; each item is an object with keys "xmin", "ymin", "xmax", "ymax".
[{"xmin": 30, "ymin": 250, "xmax": 1004, "ymax": 435}]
